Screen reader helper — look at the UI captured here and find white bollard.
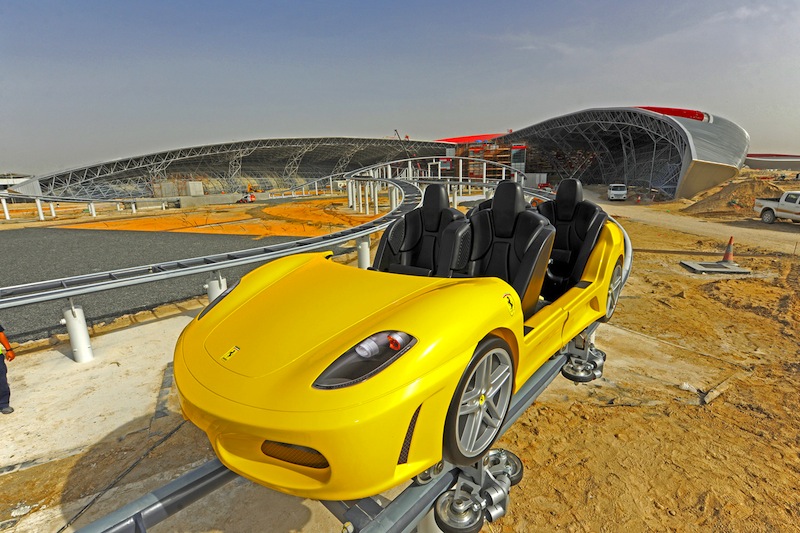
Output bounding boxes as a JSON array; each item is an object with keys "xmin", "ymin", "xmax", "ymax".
[
  {"xmin": 131, "ymin": 202, "xmax": 137, "ymax": 213},
  {"xmin": 357, "ymin": 238, "xmax": 370, "ymax": 269},
  {"xmin": 60, "ymin": 305, "xmax": 94, "ymax": 363},
  {"xmin": 49, "ymin": 202, "xmax": 56, "ymax": 218},
  {"xmin": 1, "ymin": 198, "xmax": 9, "ymax": 220},
  {"xmin": 204, "ymin": 272, "xmax": 228, "ymax": 301},
  {"xmin": 35, "ymin": 198, "xmax": 45, "ymax": 221},
  {"xmin": 347, "ymin": 180, "xmax": 354, "ymax": 207}
]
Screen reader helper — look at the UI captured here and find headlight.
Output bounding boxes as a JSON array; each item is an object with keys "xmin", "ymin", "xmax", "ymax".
[
  {"xmin": 313, "ymin": 331, "xmax": 417, "ymax": 389},
  {"xmin": 197, "ymin": 279, "xmax": 240, "ymax": 320}
]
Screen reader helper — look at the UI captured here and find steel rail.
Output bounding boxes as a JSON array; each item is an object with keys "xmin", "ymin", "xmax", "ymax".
[
  {"xmin": 0, "ymin": 178, "xmax": 420, "ymax": 310},
  {"xmin": 75, "ymin": 353, "xmax": 569, "ymax": 533}
]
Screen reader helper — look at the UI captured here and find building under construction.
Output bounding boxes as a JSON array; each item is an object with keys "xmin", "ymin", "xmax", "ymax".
[{"xmin": 12, "ymin": 106, "xmax": 750, "ymax": 201}]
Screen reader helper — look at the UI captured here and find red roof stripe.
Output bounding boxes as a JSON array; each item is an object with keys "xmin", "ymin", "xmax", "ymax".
[
  {"xmin": 435, "ymin": 134, "xmax": 503, "ymax": 144},
  {"xmin": 637, "ymin": 107, "xmax": 706, "ymax": 121}
]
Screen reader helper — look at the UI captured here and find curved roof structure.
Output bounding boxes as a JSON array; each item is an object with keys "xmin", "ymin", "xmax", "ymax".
[
  {"xmin": 499, "ymin": 107, "xmax": 749, "ymax": 199},
  {"xmin": 14, "ymin": 107, "xmax": 749, "ymax": 201},
  {"xmin": 16, "ymin": 137, "xmax": 452, "ymax": 199}
]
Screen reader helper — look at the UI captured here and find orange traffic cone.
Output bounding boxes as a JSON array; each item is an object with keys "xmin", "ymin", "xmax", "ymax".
[{"xmin": 721, "ymin": 236, "xmax": 735, "ymax": 263}]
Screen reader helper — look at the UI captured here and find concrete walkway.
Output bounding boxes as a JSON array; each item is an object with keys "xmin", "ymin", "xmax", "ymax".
[{"xmin": 2, "ymin": 310, "xmax": 343, "ymax": 532}]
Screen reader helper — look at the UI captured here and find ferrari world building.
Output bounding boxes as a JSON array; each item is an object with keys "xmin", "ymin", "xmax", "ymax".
[{"xmin": 13, "ymin": 106, "xmax": 749, "ymax": 201}]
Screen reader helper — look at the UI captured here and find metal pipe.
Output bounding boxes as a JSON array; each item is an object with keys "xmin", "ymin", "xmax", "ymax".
[
  {"xmin": 77, "ymin": 459, "xmax": 237, "ymax": 533},
  {"xmin": 59, "ymin": 299, "xmax": 94, "ymax": 363},
  {"xmin": 35, "ymin": 198, "xmax": 45, "ymax": 221},
  {"xmin": 357, "ymin": 237, "xmax": 370, "ymax": 269},
  {"xmin": 204, "ymin": 271, "xmax": 227, "ymax": 301}
]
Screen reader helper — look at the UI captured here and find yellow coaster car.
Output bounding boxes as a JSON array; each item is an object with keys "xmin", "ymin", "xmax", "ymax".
[{"xmin": 175, "ymin": 179, "xmax": 628, "ymax": 501}]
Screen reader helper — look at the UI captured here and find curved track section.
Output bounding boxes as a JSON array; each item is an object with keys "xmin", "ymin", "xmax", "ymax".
[{"xmin": 0, "ymin": 179, "xmax": 421, "ymax": 309}]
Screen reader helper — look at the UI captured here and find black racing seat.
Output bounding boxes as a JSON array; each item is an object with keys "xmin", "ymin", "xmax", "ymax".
[
  {"xmin": 373, "ymin": 184, "xmax": 465, "ymax": 277},
  {"xmin": 449, "ymin": 181, "xmax": 555, "ymax": 319},
  {"xmin": 537, "ymin": 178, "xmax": 608, "ymax": 301}
]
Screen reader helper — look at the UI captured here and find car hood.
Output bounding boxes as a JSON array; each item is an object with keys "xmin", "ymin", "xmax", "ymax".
[
  {"xmin": 177, "ymin": 253, "xmax": 504, "ymax": 411},
  {"xmin": 202, "ymin": 256, "xmax": 445, "ymax": 379}
]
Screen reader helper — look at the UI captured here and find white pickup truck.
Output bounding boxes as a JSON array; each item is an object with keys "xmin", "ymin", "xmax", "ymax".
[{"xmin": 754, "ymin": 191, "xmax": 800, "ymax": 224}]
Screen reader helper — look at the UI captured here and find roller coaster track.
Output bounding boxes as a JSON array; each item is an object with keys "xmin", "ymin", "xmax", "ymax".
[
  {"xmin": 3, "ymin": 157, "xmax": 632, "ymax": 532},
  {"xmin": 0, "ymin": 177, "xmax": 421, "ymax": 310}
]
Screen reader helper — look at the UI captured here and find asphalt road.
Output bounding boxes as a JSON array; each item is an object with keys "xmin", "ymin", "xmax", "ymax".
[{"xmin": 0, "ymin": 228, "xmax": 296, "ymax": 342}]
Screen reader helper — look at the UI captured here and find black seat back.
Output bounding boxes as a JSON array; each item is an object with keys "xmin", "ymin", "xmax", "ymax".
[
  {"xmin": 451, "ymin": 181, "xmax": 555, "ymax": 319},
  {"xmin": 373, "ymin": 184, "xmax": 465, "ymax": 276},
  {"xmin": 537, "ymin": 178, "xmax": 607, "ymax": 301}
]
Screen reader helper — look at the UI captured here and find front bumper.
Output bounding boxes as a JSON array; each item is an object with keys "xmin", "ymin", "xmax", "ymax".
[{"xmin": 175, "ymin": 348, "xmax": 461, "ymax": 501}]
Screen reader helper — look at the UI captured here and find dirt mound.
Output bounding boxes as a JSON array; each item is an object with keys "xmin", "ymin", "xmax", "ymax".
[{"xmin": 682, "ymin": 179, "xmax": 784, "ymax": 214}]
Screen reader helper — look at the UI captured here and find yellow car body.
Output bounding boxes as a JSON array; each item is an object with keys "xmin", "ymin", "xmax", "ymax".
[{"xmin": 174, "ymin": 219, "xmax": 626, "ymax": 501}]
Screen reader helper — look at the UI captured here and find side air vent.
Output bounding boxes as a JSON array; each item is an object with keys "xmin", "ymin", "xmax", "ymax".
[{"xmin": 398, "ymin": 405, "xmax": 422, "ymax": 465}]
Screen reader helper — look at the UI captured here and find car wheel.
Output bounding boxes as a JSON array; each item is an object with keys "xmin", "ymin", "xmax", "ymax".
[
  {"xmin": 600, "ymin": 257, "xmax": 624, "ymax": 323},
  {"xmin": 443, "ymin": 337, "xmax": 514, "ymax": 465},
  {"xmin": 761, "ymin": 210, "xmax": 776, "ymax": 224}
]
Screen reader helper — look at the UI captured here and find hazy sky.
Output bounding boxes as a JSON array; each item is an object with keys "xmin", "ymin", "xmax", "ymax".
[{"xmin": 2, "ymin": 1, "xmax": 798, "ymax": 175}]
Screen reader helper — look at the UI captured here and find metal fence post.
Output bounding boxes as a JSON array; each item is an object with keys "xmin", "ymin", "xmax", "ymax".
[
  {"xmin": 60, "ymin": 299, "xmax": 94, "ymax": 363},
  {"xmin": 35, "ymin": 198, "xmax": 45, "ymax": 221},
  {"xmin": 357, "ymin": 237, "xmax": 370, "ymax": 269},
  {"xmin": 204, "ymin": 271, "xmax": 227, "ymax": 301}
]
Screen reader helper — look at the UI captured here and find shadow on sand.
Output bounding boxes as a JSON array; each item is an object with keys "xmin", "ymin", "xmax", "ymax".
[{"xmin": 60, "ymin": 399, "xmax": 318, "ymax": 531}]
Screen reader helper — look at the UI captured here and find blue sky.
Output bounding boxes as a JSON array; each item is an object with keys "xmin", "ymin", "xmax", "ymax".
[{"xmin": 2, "ymin": 0, "xmax": 798, "ymax": 174}]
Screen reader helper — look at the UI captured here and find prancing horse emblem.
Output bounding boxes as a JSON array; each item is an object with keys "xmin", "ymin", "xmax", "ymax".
[
  {"xmin": 503, "ymin": 293, "xmax": 515, "ymax": 316},
  {"xmin": 221, "ymin": 345, "xmax": 240, "ymax": 362}
]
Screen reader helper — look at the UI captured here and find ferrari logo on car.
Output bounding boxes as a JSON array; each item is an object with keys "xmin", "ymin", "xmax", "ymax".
[
  {"xmin": 221, "ymin": 345, "xmax": 240, "ymax": 362},
  {"xmin": 503, "ymin": 293, "xmax": 515, "ymax": 316}
]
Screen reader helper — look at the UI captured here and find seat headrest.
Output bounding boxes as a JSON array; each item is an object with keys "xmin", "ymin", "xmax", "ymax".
[
  {"xmin": 421, "ymin": 184, "xmax": 449, "ymax": 231},
  {"xmin": 491, "ymin": 181, "xmax": 528, "ymax": 238},
  {"xmin": 555, "ymin": 179, "xmax": 583, "ymax": 220}
]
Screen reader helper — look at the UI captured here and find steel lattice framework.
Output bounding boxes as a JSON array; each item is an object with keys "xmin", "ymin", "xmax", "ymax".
[
  {"xmin": 15, "ymin": 108, "xmax": 748, "ymax": 201},
  {"xmin": 499, "ymin": 107, "xmax": 748, "ymax": 199},
  {"xmin": 499, "ymin": 109, "xmax": 691, "ymax": 197},
  {"xmin": 20, "ymin": 138, "xmax": 452, "ymax": 200}
]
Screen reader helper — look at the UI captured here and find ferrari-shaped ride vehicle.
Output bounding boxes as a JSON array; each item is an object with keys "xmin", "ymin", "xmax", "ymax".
[{"xmin": 174, "ymin": 179, "xmax": 628, "ymax": 501}]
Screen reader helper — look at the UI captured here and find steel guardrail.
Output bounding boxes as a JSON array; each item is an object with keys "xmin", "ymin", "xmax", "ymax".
[{"xmin": 0, "ymin": 178, "xmax": 421, "ymax": 309}]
